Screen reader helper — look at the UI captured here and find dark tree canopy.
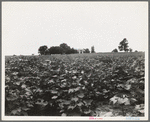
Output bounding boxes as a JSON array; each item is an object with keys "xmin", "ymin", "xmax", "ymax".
[
  {"xmin": 59, "ymin": 43, "xmax": 79, "ymax": 54},
  {"xmin": 60, "ymin": 43, "xmax": 70, "ymax": 49},
  {"xmin": 112, "ymin": 48, "xmax": 118, "ymax": 52},
  {"xmin": 84, "ymin": 48, "xmax": 90, "ymax": 53},
  {"xmin": 129, "ymin": 48, "xmax": 133, "ymax": 52},
  {"xmin": 48, "ymin": 46, "xmax": 64, "ymax": 54},
  {"xmin": 60, "ymin": 43, "xmax": 71, "ymax": 54},
  {"xmin": 91, "ymin": 46, "xmax": 95, "ymax": 53},
  {"xmin": 38, "ymin": 43, "xmax": 78, "ymax": 55},
  {"xmin": 118, "ymin": 38, "xmax": 129, "ymax": 52},
  {"xmin": 38, "ymin": 45, "xmax": 48, "ymax": 55},
  {"xmin": 69, "ymin": 48, "xmax": 78, "ymax": 54}
]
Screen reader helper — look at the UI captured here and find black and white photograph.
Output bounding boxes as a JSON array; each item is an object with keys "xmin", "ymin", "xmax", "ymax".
[{"xmin": 2, "ymin": 1, "xmax": 148, "ymax": 121}]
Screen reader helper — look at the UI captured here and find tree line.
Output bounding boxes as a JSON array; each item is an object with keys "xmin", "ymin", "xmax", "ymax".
[
  {"xmin": 38, "ymin": 38, "xmax": 138, "ymax": 55},
  {"xmin": 38, "ymin": 43, "xmax": 94, "ymax": 55}
]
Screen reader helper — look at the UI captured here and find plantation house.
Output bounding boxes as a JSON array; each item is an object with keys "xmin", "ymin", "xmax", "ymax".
[{"xmin": 78, "ymin": 49, "xmax": 85, "ymax": 54}]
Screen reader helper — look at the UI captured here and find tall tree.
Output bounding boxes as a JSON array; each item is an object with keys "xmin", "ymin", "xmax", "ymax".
[
  {"xmin": 91, "ymin": 46, "xmax": 95, "ymax": 53},
  {"xmin": 118, "ymin": 38, "xmax": 129, "ymax": 52},
  {"xmin": 38, "ymin": 45, "xmax": 48, "ymax": 55},
  {"xmin": 129, "ymin": 48, "xmax": 133, "ymax": 52}
]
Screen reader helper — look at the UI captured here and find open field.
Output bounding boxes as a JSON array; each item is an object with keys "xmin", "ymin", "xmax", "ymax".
[
  {"xmin": 5, "ymin": 52, "xmax": 145, "ymax": 116},
  {"xmin": 5, "ymin": 52, "xmax": 144, "ymax": 61}
]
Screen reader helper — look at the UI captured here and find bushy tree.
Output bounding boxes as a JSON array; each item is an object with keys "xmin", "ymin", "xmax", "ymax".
[
  {"xmin": 38, "ymin": 45, "xmax": 48, "ymax": 55},
  {"xmin": 84, "ymin": 48, "xmax": 90, "ymax": 53},
  {"xmin": 69, "ymin": 48, "xmax": 78, "ymax": 54},
  {"xmin": 38, "ymin": 43, "xmax": 81, "ymax": 55},
  {"xmin": 60, "ymin": 43, "xmax": 71, "ymax": 54},
  {"xmin": 112, "ymin": 48, "xmax": 118, "ymax": 52},
  {"xmin": 129, "ymin": 48, "xmax": 133, "ymax": 52},
  {"xmin": 48, "ymin": 46, "xmax": 64, "ymax": 54},
  {"xmin": 118, "ymin": 38, "xmax": 129, "ymax": 52},
  {"xmin": 91, "ymin": 46, "xmax": 95, "ymax": 53},
  {"xmin": 45, "ymin": 49, "xmax": 51, "ymax": 55}
]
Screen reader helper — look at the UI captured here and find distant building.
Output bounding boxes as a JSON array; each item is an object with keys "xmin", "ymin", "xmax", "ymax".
[{"xmin": 78, "ymin": 49, "xmax": 85, "ymax": 54}]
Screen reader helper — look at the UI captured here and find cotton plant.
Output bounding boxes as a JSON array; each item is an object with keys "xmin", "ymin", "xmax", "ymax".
[{"xmin": 109, "ymin": 94, "xmax": 134, "ymax": 116}]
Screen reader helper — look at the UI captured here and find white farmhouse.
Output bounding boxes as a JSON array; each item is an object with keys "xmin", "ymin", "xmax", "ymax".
[{"xmin": 78, "ymin": 49, "xmax": 85, "ymax": 54}]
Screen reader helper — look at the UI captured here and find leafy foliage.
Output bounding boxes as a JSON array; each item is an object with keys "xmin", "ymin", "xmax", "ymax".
[
  {"xmin": 83, "ymin": 48, "xmax": 90, "ymax": 53},
  {"xmin": 5, "ymin": 54, "xmax": 145, "ymax": 116},
  {"xmin": 38, "ymin": 43, "xmax": 79, "ymax": 55},
  {"xmin": 38, "ymin": 45, "xmax": 48, "ymax": 55},
  {"xmin": 118, "ymin": 38, "xmax": 129, "ymax": 52},
  {"xmin": 129, "ymin": 48, "xmax": 133, "ymax": 52},
  {"xmin": 48, "ymin": 46, "xmax": 64, "ymax": 55},
  {"xmin": 112, "ymin": 49, "xmax": 118, "ymax": 52},
  {"xmin": 91, "ymin": 46, "xmax": 95, "ymax": 53}
]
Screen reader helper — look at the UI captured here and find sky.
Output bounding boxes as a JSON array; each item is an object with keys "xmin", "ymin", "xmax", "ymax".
[{"xmin": 2, "ymin": 2, "xmax": 148, "ymax": 55}]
